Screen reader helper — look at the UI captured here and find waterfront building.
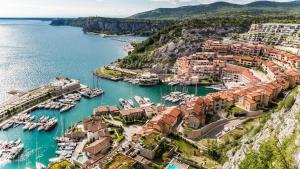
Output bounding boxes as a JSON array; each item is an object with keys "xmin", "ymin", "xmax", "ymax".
[
  {"xmin": 120, "ymin": 108, "xmax": 145, "ymax": 121},
  {"xmin": 93, "ymin": 106, "xmax": 120, "ymax": 116},
  {"xmin": 82, "ymin": 117, "xmax": 110, "ymax": 142},
  {"xmin": 221, "ymin": 64, "xmax": 261, "ymax": 85},
  {"xmin": 137, "ymin": 73, "xmax": 160, "ymax": 86},
  {"xmin": 51, "ymin": 77, "xmax": 81, "ymax": 96},
  {"xmin": 84, "ymin": 137, "xmax": 111, "ymax": 158}
]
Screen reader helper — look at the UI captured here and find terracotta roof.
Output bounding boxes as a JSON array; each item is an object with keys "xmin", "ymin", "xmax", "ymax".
[
  {"xmin": 120, "ymin": 108, "xmax": 144, "ymax": 116},
  {"xmin": 84, "ymin": 137, "xmax": 111, "ymax": 155},
  {"xmin": 94, "ymin": 106, "xmax": 109, "ymax": 113},
  {"xmin": 108, "ymin": 106, "xmax": 120, "ymax": 112}
]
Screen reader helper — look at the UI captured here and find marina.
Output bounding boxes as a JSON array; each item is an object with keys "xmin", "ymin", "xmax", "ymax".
[
  {"xmin": 0, "ymin": 139, "xmax": 23, "ymax": 161},
  {"xmin": 0, "ymin": 20, "xmax": 215, "ymax": 169},
  {"xmin": 163, "ymin": 91, "xmax": 195, "ymax": 103}
]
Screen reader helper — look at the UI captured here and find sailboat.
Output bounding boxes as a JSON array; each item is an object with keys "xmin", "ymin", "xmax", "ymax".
[
  {"xmin": 35, "ymin": 130, "xmax": 46, "ymax": 169},
  {"xmin": 25, "ymin": 151, "xmax": 31, "ymax": 169}
]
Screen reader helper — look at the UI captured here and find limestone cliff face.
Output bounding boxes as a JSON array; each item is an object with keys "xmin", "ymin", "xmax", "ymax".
[
  {"xmin": 50, "ymin": 17, "xmax": 171, "ymax": 35},
  {"xmin": 223, "ymin": 88, "xmax": 300, "ymax": 169}
]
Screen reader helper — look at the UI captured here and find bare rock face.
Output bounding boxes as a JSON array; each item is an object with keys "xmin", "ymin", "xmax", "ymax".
[
  {"xmin": 151, "ymin": 27, "xmax": 243, "ymax": 61},
  {"xmin": 223, "ymin": 88, "xmax": 300, "ymax": 169},
  {"xmin": 151, "ymin": 63, "xmax": 169, "ymax": 74}
]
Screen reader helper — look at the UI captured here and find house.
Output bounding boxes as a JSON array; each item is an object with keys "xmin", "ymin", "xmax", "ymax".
[
  {"xmin": 84, "ymin": 137, "xmax": 111, "ymax": 157},
  {"xmin": 285, "ymin": 69, "xmax": 300, "ymax": 88},
  {"xmin": 120, "ymin": 108, "xmax": 145, "ymax": 121},
  {"xmin": 142, "ymin": 107, "xmax": 182, "ymax": 135},
  {"xmin": 93, "ymin": 106, "xmax": 120, "ymax": 116},
  {"xmin": 82, "ymin": 117, "xmax": 110, "ymax": 142}
]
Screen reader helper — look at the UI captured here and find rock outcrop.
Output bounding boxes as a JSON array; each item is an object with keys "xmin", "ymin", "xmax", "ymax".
[{"xmin": 151, "ymin": 27, "xmax": 244, "ymax": 62}]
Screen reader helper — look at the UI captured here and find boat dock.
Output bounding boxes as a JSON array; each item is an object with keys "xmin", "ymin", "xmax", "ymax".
[
  {"xmin": 162, "ymin": 92, "xmax": 195, "ymax": 104},
  {"xmin": 0, "ymin": 76, "xmax": 105, "ymax": 125}
]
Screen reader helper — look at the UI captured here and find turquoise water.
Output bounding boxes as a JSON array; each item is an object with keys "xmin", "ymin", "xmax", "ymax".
[
  {"xmin": 166, "ymin": 164, "xmax": 179, "ymax": 169},
  {"xmin": 0, "ymin": 20, "xmax": 214, "ymax": 169}
]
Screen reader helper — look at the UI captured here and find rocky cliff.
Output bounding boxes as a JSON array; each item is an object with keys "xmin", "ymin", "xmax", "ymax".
[
  {"xmin": 151, "ymin": 27, "xmax": 243, "ymax": 61},
  {"xmin": 50, "ymin": 17, "xmax": 172, "ymax": 36},
  {"xmin": 224, "ymin": 88, "xmax": 300, "ymax": 169}
]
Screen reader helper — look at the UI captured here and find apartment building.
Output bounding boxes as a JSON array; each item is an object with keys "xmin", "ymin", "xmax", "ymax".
[
  {"xmin": 221, "ymin": 64, "xmax": 261, "ymax": 85},
  {"xmin": 203, "ymin": 40, "xmax": 230, "ymax": 54},
  {"xmin": 240, "ymin": 23, "xmax": 300, "ymax": 47}
]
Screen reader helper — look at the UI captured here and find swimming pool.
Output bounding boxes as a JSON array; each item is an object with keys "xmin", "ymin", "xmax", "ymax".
[{"xmin": 166, "ymin": 164, "xmax": 180, "ymax": 169}]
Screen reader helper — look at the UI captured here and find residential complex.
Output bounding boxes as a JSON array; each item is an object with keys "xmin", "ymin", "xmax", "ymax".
[
  {"xmin": 240, "ymin": 23, "xmax": 300, "ymax": 48},
  {"xmin": 174, "ymin": 39, "xmax": 300, "ymax": 131}
]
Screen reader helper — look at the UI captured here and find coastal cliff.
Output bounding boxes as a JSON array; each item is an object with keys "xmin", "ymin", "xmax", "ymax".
[{"xmin": 50, "ymin": 17, "xmax": 172, "ymax": 36}]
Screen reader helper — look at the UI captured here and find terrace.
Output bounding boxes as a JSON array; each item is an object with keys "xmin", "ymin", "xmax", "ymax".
[
  {"xmin": 140, "ymin": 132, "xmax": 163, "ymax": 150},
  {"xmin": 104, "ymin": 154, "xmax": 136, "ymax": 169}
]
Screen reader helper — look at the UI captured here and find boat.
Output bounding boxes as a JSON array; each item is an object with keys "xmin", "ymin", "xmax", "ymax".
[
  {"xmin": 44, "ymin": 119, "xmax": 58, "ymax": 131},
  {"xmin": 119, "ymin": 98, "xmax": 126, "ymax": 106},
  {"xmin": 36, "ymin": 136, "xmax": 47, "ymax": 169},
  {"xmin": 143, "ymin": 97, "xmax": 153, "ymax": 105},
  {"xmin": 49, "ymin": 157, "xmax": 64, "ymax": 163},
  {"xmin": 134, "ymin": 96, "xmax": 145, "ymax": 105},
  {"xmin": 23, "ymin": 123, "xmax": 30, "ymax": 130},
  {"xmin": 1, "ymin": 121, "xmax": 13, "ymax": 130},
  {"xmin": 36, "ymin": 162, "xmax": 46, "ymax": 169},
  {"xmin": 28, "ymin": 123, "xmax": 37, "ymax": 131},
  {"xmin": 60, "ymin": 104, "xmax": 74, "ymax": 113},
  {"xmin": 38, "ymin": 125, "xmax": 44, "ymax": 131},
  {"xmin": 8, "ymin": 143, "xmax": 24, "ymax": 160},
  {"xmin": 128, "ymin": 99, "xmax": 134, "ymax": 107},
  {"xmin": 168, "ymin": 81, "xmax": 179, "ymax": 86}
]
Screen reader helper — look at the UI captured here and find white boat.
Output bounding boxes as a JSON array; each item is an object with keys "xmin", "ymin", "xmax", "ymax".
[
  {"xmin": 60, "ymin": 104, "xmax": 73, "ymax": 113},
  {"xmin": 38, "ymin": 125, "xmax": 44, "ymax": 131},
  {"xmin": 134, "ymin": 96, "xmax": 145, "ymax": 105},
  {"xmin": 1, "ymin": 121, "xmax": 13, "ymax": 130},
  {"xmin": 36, "ymin": 162, "xmax": 46, "ymax": 169},
  {"xmin": 119, "ymin": 98, "xmax": 126, "ymax": 106},
  {"xmin": 143, "ymin": 97, "xmax": 153, "ymax": 105},
  {"xmin": 28, "ymin": 123, "xmax": 37, "ymax": 131},
  {"xmin": 23, "ymin": 123, "xmax": 30, "ymax": 130},
  {"xmin": 49, "ymin": 157, "xmax": 64, "ymax": 163},
  {"xmin": 128, "ymin": 99, "xmax": 134, "ymax": 107}
]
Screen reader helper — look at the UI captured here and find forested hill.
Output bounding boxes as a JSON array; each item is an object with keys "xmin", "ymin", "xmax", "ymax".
[
  {"xmin": 129, "ymin": 0, "xmax": 300, "ymax": 20},
  {"xmin": 50, "ymin": 17, "xmax": 172, "ymax": 36}
]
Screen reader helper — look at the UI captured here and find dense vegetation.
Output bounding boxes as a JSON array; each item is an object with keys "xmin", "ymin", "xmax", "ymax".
[
  {"xmin": 205, "ymin": 114, "xmax": 270, "ymax": 164},
  {"xmin": 129, "ymin": 1, "xmax": 300, "ymax": 20},
  {"xmin": 48, "ymin": 160, "xmax": 72, "ymax": 169},
  {"xmin": 119, "ymin": 16, "xmax": 300, "ymax": 69},
  {"xmin": 239, "ymin": 134, "xmax": 297, "ymax": 169}
]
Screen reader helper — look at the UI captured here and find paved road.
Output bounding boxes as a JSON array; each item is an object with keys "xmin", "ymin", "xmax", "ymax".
[{"xmin": 201, "ymin": 118, "xmax": 245, "ymax": 139}]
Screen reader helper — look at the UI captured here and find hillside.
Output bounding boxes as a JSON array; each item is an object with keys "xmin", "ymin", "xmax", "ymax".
[
  {"xmin": 119, "ymin": 16, "xmax": 300, "ymax": 70},
  {"xmin": 223, "ymin": 87, "xmax": 300, "ymax": 169},
  {"xmin": 50, "ymin": 17, "xmax": 172, "ymax": 36},
  {"xmin": 129, "ymin": 1, "xmax": 300, "ymax": 20}
]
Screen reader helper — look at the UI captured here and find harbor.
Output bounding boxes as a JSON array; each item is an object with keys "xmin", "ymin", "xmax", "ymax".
[{"xmin": 0, "ymin": 20, "xmax": 216, "ymax": 169}]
